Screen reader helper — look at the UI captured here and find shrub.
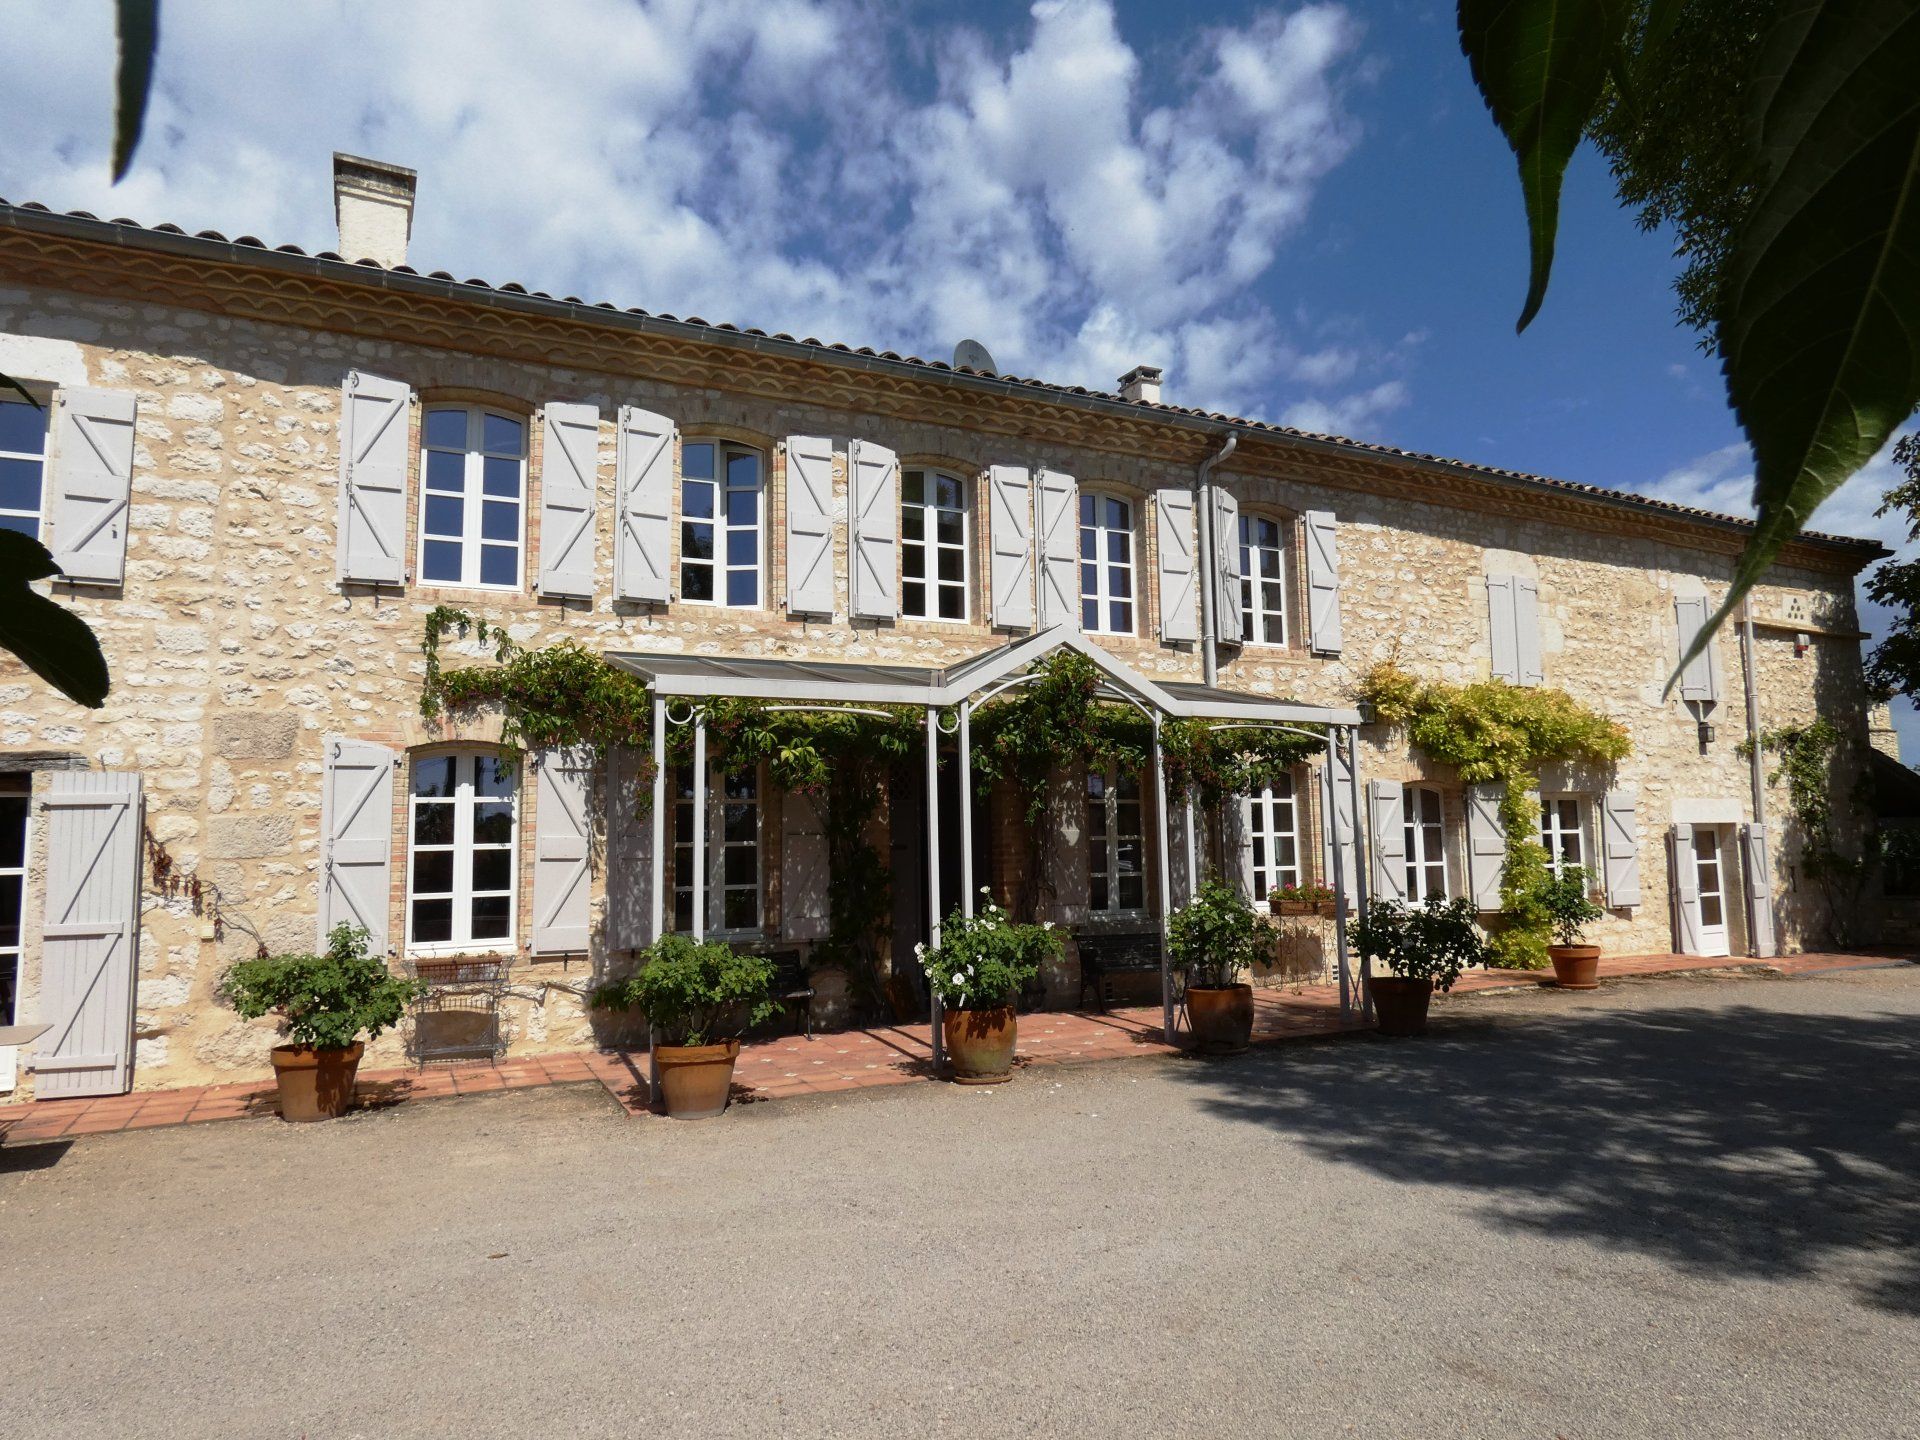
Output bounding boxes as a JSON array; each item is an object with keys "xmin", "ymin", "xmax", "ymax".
[
  {"xmin": 220, "ymin": 924, "xmax": 426, "ymax": 1051},
  {"xmin": 1354, "ymin": 895, "xmax": 1489, "ymax": 994},
  {"xmin": 919, "ymin": 892, "xmax": 1062, "ymax": 1010},
  {"xmin": 591, "ymin": 933, "xmax": 776, "ymax": 1047},
  {"xmin": 1541, "ymin": 866, "xmax": 1606, "ymax": 946},
  {"xmin": 1167, "ymin": 880, "xmax": 1264, "ymax": 989}
]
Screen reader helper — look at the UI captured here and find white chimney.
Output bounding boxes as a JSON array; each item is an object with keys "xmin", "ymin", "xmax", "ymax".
[
  {"xmin": 1118, "ymin": 364, "xmax": 1163, "ymax": 405},
  {"xmin": 332, "ymin": 152, "xmax": 417, "ymax": 268}
]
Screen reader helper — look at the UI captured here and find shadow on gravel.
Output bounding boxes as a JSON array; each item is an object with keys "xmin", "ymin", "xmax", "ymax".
[{"xmin": 1180, "ymin": 1002, "xmax": 1920, "ymax": 1313}]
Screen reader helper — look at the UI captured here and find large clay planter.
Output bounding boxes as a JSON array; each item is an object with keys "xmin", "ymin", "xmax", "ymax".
[
  {"xmin": 943, "ymin": 1005, "xmax": 1017, "ymax": 1084},
  {"xmin": 1369, "ymin": 976, "xmax": 1435, "ymax": 1038},
  {"xmin": 1548, "ymin": 944, "xmax": 1602, "ymax": 990},
  {"xmin": 1186, "ymin": 983, "xmax": 1255, "ymax": 1054},
  {"xmin": 655, "ymin": 1040, "xmax": 742, "ymax": 1119},
  {"xmin": 269, "ymin": 1042, "xmax": 364, "ymax": 1122}
]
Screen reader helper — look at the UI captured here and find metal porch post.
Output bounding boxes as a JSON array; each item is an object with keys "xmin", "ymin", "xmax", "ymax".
[
  {"xmin": 925, "ymin": 707, "xmax": 945, "ymax": 1070},
  {"xmin": 691, "ymin": 712, "xmax": 707, "ymax": 941},
  {"xmin": 1346, "ymin": 726, "xmax": 1373, "ymax": 1021},
  {"xmin": 1184, "ymin": 789, "xmax": 1200, "ymax": 901},
  {"xmin": 1153, "ymin": 713, "xmax": 1176, "ymax": 1041},
  {"xmin": 959, "ymin": 704, "xmax": 975, "ymax": 917},
  {"xmin": 1328, "ymin": 726, "xmax": 1353, "ymax": 1021},
  {"xmin": 648, "ymin": 691, "xmax": 667, "ymax": 1107}
]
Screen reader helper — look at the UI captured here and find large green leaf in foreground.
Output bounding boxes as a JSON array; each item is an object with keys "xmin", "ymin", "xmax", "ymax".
[{"xmin": 0, "ymin": 532, "xmax": 109, "ymax": 708}]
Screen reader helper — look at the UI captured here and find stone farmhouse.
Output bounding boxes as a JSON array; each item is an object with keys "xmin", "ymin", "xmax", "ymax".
[{"xmin": 0, "ymin": 155, "xmax": 1894, "ymax": 1100}]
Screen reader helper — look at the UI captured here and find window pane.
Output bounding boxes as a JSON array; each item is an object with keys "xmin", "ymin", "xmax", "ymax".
[
  {"xmin": 481, "ymin": 413, "xmax": 524, "ymax": 455},
  {"xmin": 903, "ymin": 581, "xmax": 927, "ymax": 615},
  {"xmin": 1090, "ymin": 875, "xmax": 1109, "ymax": 911},
  {"xmin": 0, "ymin": 797, "xmax": 26, "ymax": 868},
  {"xmin": 935, "ymin": 510, "xmax": 963, "ymax": 546},
  {"xmin": 672, "ymin": 889, "xmax": 693, "ymax": 933},
  {"xmin": 1110, "ymin": 564, "xmax": 1131, "ymax": 598},
  {"xmin": 726, "ymin": 451, "xmax": 760, "ymax": 488},
  {"xmin": 938, "ymin": 586, "xmax": 965, "ymax": 620},
  {"xmin": 1110, "ymin": 600, "xmax": 1132, "ymax": 632},
  {"xmin": 937, "ymin": 548, "xmax": 963, "ymax": 583},
  {"xmin": 1080, "ymin": 494, "xmax": 1095, "ymax": 525},
  {"xmin": 723, "ymin": 803, "xmax": 755, "ymax": 843},
  {"xmin": 1080, "ymin": 526, "xmax": 1096, "ymax": 561},
  {"xmin": 726, "ymin": 569, "xmax": 757, "ymax": 606},
  {"xmin": 422, "ymin": 540, "xmax": 462, "ymax": 583},
  {"xmin": 473, "ymin": 803, "xmax": 514, "ymax": 845},
  {"xmin": 1261, "ymin": 548, "xmax": 1282, "ymax": 579},
  {"xmin": 0, "ymin": 874, "xmax": 19, "ymax": 949},
  {"xmin": 682, "ymin": 522, "xmax": 714, "ymax": 562},
  {"xmin": 902, "ymin": 507, "xmax": 924, "ymax": 542},
  {"xmin": 902, "ymin": 470, "xmax": 925, "ymax": 505},
  {"xmin": 481, "ymin": 500, "xmax": 518, "ymax": 542},
  {"xmin": 411, "ymin": 849, "xmax": 454, "ymax": 895},
  {"xmin": 1119, "ymin": 875, "xmax": 1144, "ymax": 910},
  {"xmin": 683, "ymin": 564, "xmax": 714, "ymax": 601},
  {"xmin": 413, "ymin": 756, "xmax": 456, "ymax": 798},
  {"xmin": 0, "ymin": 457, "xmax": 42, "ymax": 513},
  {"xmin": 482, "ymin": 456, "xmax": 520, "ymax": 498},
  {"xmin": 472, "ymin": 848, "xmax": 512, "ymax": 893},
  {"xmin": 479, "ymin": 545, "xmax": 518, "ymax": 587},
  {"xmin": 726, "ymin": 527, "xmax": 756, "ymax": 566},
  {"xmin": 724, "ymin": 889, "xmax": 757, "ymax": 931},
  {"xmin": 935, "ymin": 474, "xmax": 963, "ymax": 509},
  {"xmin": 423, "ymin": 409, "xmax": 466, "ymax": 449},
  {"xmin": 410, "ymin": 804, "xmax": 453, "ymax": 846},
  {"xmin": 1107, "ymin": 529, "xmax": 1129, "ymax": 564},
  {"xmin": 1105, "ymin": 497, "xmax": 1128, "ymax": 530},
  {"xmin": 1082, "ymin": 598, "xmax": 1100, "ymax": 630},
  {"xmin": 476, "ymin": 757, "xmax": 514, "ymax": 796},
  {"xmin": 724, "ymin": 846, "xmax": 757, "ymax": 885},
  {"xmin": 424, "ymin": 449, "xmax": 464, "ymax": 492},
  {"xmin": 683, "ymin": 479, "xmax": 714, "ymax": 520},
  {"xmin": 682, "ymin": 442, "xmax": 715, "ymax": 480},
  {"xmin": 412, "ymin": 898, "xmax": 453, "ymax": 944},
  {"xmin": 725, "ymin": 486, "xmax": 758, "ymax": 527},
  {"xmin": 471, "ymin": 893, "xmax": 511, "ymax": 939},
  {"xmin": 423, "ymin": 494, "xmax": 461, "ymax": 538},
  {"xmin": 0, "ymin": 401, "xmax": 45, "ymax": 455},
  {"xmin": 903, "ymin": 545, "xmax": 925, "ymax": 580}
]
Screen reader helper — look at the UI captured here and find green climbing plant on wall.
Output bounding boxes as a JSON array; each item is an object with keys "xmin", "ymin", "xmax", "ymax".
[{"xmin": 1358, "ymin": 662, "xmax": 1632, "ymax": 969}]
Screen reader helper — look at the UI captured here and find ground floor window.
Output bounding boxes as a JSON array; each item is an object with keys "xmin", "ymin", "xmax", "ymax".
[
  {"xmin": 1243, "ymin": 775, "xmax": 1302, "ymax": 905},
  {"xmin": 1539, "ymin": 795, "xmax": 1587, "ymax": 879},
  {"xmin": 408, "ymin": 751, "xmax": 518, "ymax": 952},
  {"xmin": 1404, "ymin": 784, "xmax": 1448, "ymax": 900},
  {"xmin": 672, "ymin": 765, "xmax": 762, "ymax": 936},
  {"xmin": 0, "ymin": 778, "xmax": 24, "ymax": 1024},
  {"xmin": 1087, "ymin": 768, "xmax": 1146, "ymax": 914}
]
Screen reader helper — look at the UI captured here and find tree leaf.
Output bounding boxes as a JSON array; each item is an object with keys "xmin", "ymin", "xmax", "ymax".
[
  {"xmin": 1682, "ymin": 0, "xmax": 1920, "ymax": 691},
  {"xmin": 0, "ymin": 532, "xmax": 109, "ymax": 708},
  {"xmin": 1459, "ymin": 0, "xmax": 1637, "ymax": 331},
  {"xmin": 112, "ymin": 0, "xmax": 160, "ymax": 183},
  {"xmin": 0, "ymin": 374, "xmax": 40, "ymax": 408}
]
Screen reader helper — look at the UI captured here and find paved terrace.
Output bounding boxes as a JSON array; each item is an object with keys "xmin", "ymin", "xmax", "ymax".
[{"xmin": 0, "ymin": 950, "xmax": 1905, "ymax": 1145}]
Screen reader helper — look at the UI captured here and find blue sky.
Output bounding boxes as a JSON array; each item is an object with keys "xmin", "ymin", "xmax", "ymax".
[{"xmin": 3, "ymin": 0, "xmax": 1913, "ymax": 748}]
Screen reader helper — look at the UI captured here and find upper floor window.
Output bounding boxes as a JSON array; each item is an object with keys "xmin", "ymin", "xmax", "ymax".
[
  {"xmin": 1087, "ymin": 768, "xmax": 1146, "ymax": 914},
  {"xmin": 1079, "ymin": 492, "xmax": 1135, "ymax": 635},
  {"xmin": 1539, "ymin": 795, "xmax": 1587, "ymax": 880},
  {"xmin": 1243, "ymin": 774, "xmax": 1303, "ymax": 905},
  {"xmin": 672, "ymin": 764, "xmax": 763, "ymax": 936},
  {"xmin": 0, "ymin": 398, "xmax": 47, "ymax": 540},
  {"xmin": 1403, "ymin": 784, "xmax": 1448, "ymax": 900},
  {"xmin": 902, "ymin": 468, "xmax": 968, "ymax": 621},
  {"xmin": 408, "ymin": 751, "xmax": 518, "ymax": 953},
  {"xmin": 419, "ymin": 406, "xmax": 525, "ymax": 589},
  {"xmin": 1239, "ymin": 513, "xmax": 1289, "ymax": 646},
  {"xmin": 681, "ymin": 440, "xmax": 763, "ymax": 607}
]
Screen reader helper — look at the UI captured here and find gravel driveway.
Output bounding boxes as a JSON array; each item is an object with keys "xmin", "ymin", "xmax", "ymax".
[{"xmin": 3, "ymin": 966, "xmax": 1916, "ymax": 1439}]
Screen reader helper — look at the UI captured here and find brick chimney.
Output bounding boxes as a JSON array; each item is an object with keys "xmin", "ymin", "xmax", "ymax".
[
  {"xmin": 332, "ymin": 152, "xmax": 417, "ymax": 268},
  {"xmin": 1118, "ymin": 364, "xmax": 1163, "ymax": 404}
]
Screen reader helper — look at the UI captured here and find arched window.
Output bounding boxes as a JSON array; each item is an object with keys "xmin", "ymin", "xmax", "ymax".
[
  {"xmin": 1239, "ymin": 512, "xmax": 1290, "ymax": 645},
  {"xmin": 1243, "ymin": 774, "xmax": 1302, "ymax": 904},
  {"xmin": 1403, "ymin": 784, "xmax": 1448, "ymax": 900},
  {"xmin": 901, "ymin": 468, "xmax": 968, "ymax": 621},
  {"xmin": 419, "ymin": 406, "xmax": 526, "ymax": 588},
  {"xmin": 1087, "ymin": 767, "xmax": 1146, "ymax": 914},
  {"xmin": 681, "ymin": 439, "xmax": 764, "ymax": 608},
  {"xmin": 408, "ymin": 750, "xmax": 518, "ymax": 952},
  {"xmin": 671, "ymin": 764, "xmax": 763, "ymax": 935},
  {"xmin": 1079, "ymin": 491, "xmax": 1135, "ymax": 635}
]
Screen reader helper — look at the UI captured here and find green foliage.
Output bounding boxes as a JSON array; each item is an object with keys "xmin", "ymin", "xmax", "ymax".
[
  {"xmin": 0, "ymin": 531, "xmax": 109, "ymax": 708},
  {"xmin": 590, "ymin": 932, "xmax": 776, "ymax": 1047},
  {"xmin": 219, "ymin": 924, "xmax": 425, "ymax": 1051},
  {"xmin": 1541, "ymin": 866, "xmax": 1606, "ymax": 946},
  {"xmin": 1161, "ymin": 715, "xmax": 1326, "ymax": 808},
  {"xmin": 917, "ymin": 894, "xmax": 1062, "ymax": 1011},
  {"xmin": 1167, "ymin": 880, "xmax": 1264, "ymax": 989},
  {"xmin": 1740, "ymin": 717, "xmax": 1875, "ymax": 942},
  {"xmin": 1865, "ymin": 436, "xmax": 1920, "ymax": 701},
  {"xmin": 970, "ymin": 651, "xmax": 1150, "ymax": 821},
  {"xmin": 1355, "ymin": 895, "xmax": 1489, "ymax": 993}
]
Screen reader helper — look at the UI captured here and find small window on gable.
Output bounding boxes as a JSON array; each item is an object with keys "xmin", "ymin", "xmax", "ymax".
[
  {"xmin": 681, "ymin": 440, "xmax": 764, "ymax": 608},
  {"xmin": 902, "ymin": 468, "xmax": 968, "ymax": 622},
  {"xmin": 0, "ymin": 398, "xmax": 48, "ymax": 541},
  {"xmin": 419, "ymin": 406, "xmax": 526, "ymax": 589}
]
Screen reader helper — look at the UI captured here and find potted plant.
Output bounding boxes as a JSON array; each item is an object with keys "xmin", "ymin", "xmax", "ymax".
[
  {"xmin": 1542, "ymin": 866, "xmax": 1606, "ymax": 989},
  {"xmin": 1168, "ymin": 880, "xmax": 1264, "ymax": 1053},
  {"xmin": 591, "ymin": 933, "xmax": 775, "ymax": 1119},
  {"xmin": 219, "ymin": 924, "xmax": 425, "ymax": 1122},
  {"xmin": 1355, "ymin": 895, "xmax": 1489, "ymax": 1037},
  {"xmin": 919, "ymin": 893, "xmax": 1062, "ymax": 1084}
]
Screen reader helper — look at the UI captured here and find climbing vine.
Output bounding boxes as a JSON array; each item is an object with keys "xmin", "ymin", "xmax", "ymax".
[
  {"xmin": 1358, "ymin": 662, "xmax": 1632, "ymax": 969},
  {"xmin": 1738, "ymin": 719, "xmax": 1886, "ymax": 945}
]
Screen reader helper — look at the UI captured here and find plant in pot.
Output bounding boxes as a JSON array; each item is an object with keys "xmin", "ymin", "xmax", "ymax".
[
  {"xmin": 219, "ymin": 924, "xmax": 426, "ymax": 1122},
  {"xmin": 919, "ymin": 893, "xmax": 1062, "ymax": 1084},
  {"xmin": 1168, "ymin": 879, "xmax": 1264, "ymax": 1054},
  {"xmin": 1273, "ymin": 881, "xmax": 1336, "ymax": 917},
  {"xmin": 1355, "ymin": 895, "xmax": 1489, "ymax": 1037},
  {"xmin": 1541, "ymin": 866, "xmax": 1606, "ymax": 990},
  {"xmin": 591, "ymin": 933, "xmax": 776, "ymax": 1119}
]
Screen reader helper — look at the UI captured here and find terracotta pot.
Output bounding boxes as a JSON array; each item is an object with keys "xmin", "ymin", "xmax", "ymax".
[
  {"xmin": 654, "ymin": 1040, "xmax": 742, "ymax": 1119},
  {"xmin": 943, "ymin": 1005, "xmax": 1017, "ymax": 1084},
  {"xmin": 1186, "ymin": 983, "xmax": 1255, "ymax": 1054},
  {"xmin": 269, "ymin": 1042, "xmax": 364, "ymax": 1122},
  {"xmin": 1548, "ymin": 944, "xmax": 1602, "ymax": 990},
  {"xmin": 1369, "ymin": 976, "xmax": 1434, "ymax": 1037}
]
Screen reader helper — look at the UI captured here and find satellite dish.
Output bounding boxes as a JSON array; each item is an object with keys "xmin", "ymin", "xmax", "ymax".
[{"xmin": 953, "ymin": 339, "xmax": 998, "ymax": 376}]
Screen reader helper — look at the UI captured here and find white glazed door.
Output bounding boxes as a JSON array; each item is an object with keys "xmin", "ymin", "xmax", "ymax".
[{"xmin": 1693, "ymin": 828, "xmax": 1730, "ymax": 957}]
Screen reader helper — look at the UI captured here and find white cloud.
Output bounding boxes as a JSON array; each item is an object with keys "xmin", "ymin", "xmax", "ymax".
[
  {"xmin": 1280, "ymin": 380, "xmax": 1409, "ymax": 435},
  {"xmin": 0, "ymin": 0, "xmax": 1398, "ymax": 426}
]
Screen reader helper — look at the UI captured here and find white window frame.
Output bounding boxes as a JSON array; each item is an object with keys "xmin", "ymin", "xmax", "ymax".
[
  {"xmin": 901, "ymin": 467, "xmax": 969, "ymax": 622},
  {"xmin": 1243, "ymin": 773, "xmax": 1303, "ymax": 907},
  {"xmin": 405, "ymin": 750, "xmax": 520, "ymax": 956},
  {"xmin": 1404, "ymin": 784, "xmax": 1448, "ymax": 900},
  {"xmin": 1539, "ymin": 794, "xmax": 1588, "ymax": 880},
  {"xmin": 680, "ymin": 439, "xmax": 765, "ymax": 609},
  {"xmin": 1079, "ymin": 490, "xmax": 1137, "ymax": 636},
  {"xmin": 671, "ymin": 764, "xmax": 764, "ymax": 938},
  {"xmin": 417, "ymin": 405, "xmax": 527, "ymax": 591},
  {"xmin": 1086, "ymin": 767, "xmax": 1148, "ymax": 917},
  {"xmin": 0, "ymin": 779, "xmax": 27, "ymax": 1029},
  {"xmin": 1239, "ymin": 511, "xmax": 1290, "ymax": 647},
  {"xmin": 0, "ymin": 397, "xmax": 47, "ymax": 541}
]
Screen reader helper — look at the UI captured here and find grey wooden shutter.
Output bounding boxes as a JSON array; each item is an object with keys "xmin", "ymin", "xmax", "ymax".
[
  {"xmin": 1601, "ymin": 787, "xmax": 1640, "ymax": 906},
  {"xmin": 1229, "ymin": 794, "xmax": 1255, "ymax": 903},
  {"xmin": 1213, "ymin": 487, "xmax": 1242, "ymax": 645},
  {"xmin": 1675, "ymin": 596, "xmax": 1722, "ymax": 704},
  {"xmin": 1514, "ymin": 578, "xmax": 1544, "ymax": 685},
  {"xmin": 537, "ymin": 402, "xmax": 599, "ymax": 599},
  {"xmin": 989, "ymin": 464, "xmax": 1034, "ymax": 629},
  {"xmin": 319, "ymin": 737, "xmax": 396, "ymax": 952},
  {"xmin": 781, "ymin": 791, "xmax": 830, "ymax": 941},
  {"xmin": 604, "ymin": 745, "xmax": 654, "ymax": 952},
  {"xmin": 36, "ymin": 771, "xmax": 143, "ymax": 1098},
  {"xmin": 1035, "ymin": 467, "xmax": 1078, "ymax": 629},
  {"xmin": 1487, "ymin": 574, "xmax": 1518, "ymax": 682},
  {"xmin": 1368, "ymin": 780, "xmax": 1407, "ymax": 904},
  {"xmin": 848, "ymin": 439, "xmax": 898, "ymax": 620},
  {"xmin": 1466, "ymin": 783, "xmax": 1506, "ymax": 911},
  {"xmin": 531, "ymin": 748, "xmax": 592, "ymax": 955},
  {"xmin": 785, "ymin": 434, "xmax": 835, "ymax": 617},
  {"xmin": 1304, "ymin": 510, "xmax": 1342, "ymax": 655},
  {"xmin": 1671, "ymin": 824, "xmax": 1703, "ymax": 952},
  {"xmin": 614, "ymin": 406, "xmax": 674, "ymax": 603},
  {"xmin": 1741, "ymin": 822, "xmax": 1777, "ymax": 957},
  {"xmin": 1155, "ymin": 487, "xmax": 1198, "ymax": 642},
  {"xmin": 48, "ymin": 387, "xmax": 136, "ymax": 586},
  {"xmin": 335, "ymin": 370, "xmax": 411, "ymax": 585},
  {"xmin": 1319, "ymin": 751, "xmax": 1356, "ymax": 914}
]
